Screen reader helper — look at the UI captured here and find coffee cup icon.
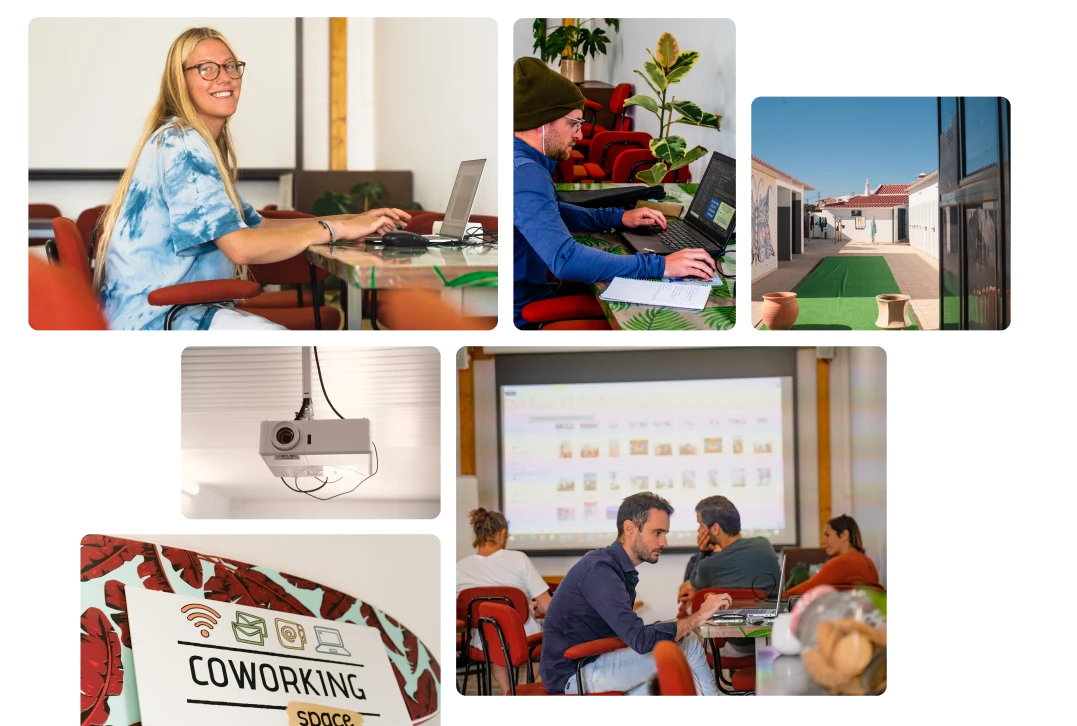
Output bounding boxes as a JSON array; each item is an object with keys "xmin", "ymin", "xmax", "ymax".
[{"xmin": 274, "ymin": 618, "xmax": 307, "ymax": 650}]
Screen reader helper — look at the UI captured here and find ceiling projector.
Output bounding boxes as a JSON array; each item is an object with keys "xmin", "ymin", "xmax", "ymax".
[{"xmin": 259, "ymin": 419, "xmax": 372, "ymax": 478}]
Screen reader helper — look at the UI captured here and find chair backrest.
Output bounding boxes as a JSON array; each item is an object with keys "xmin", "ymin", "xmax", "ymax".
[
  {"xmin": 611, "ymin": 149, "xmax": 690, "ymax": 184},
  {"xmin": 692, "ymin": 587, "xmax": 765, "ymax": 614},
  {"xmin": 30, "ymin": 203, "xmax": 61, "ymax": 219},
  {"xmin": 609, "ymin": 83, "xmax": 633, "ymax": 115},
  {"xmin": 405, "ymin": 212, "xmax": 498, "ymax": 236},
  {"xmin": 457, "ymin": 586, "xmax": 530, "ymax": 629},
  {"xmin": 75, "ymin": 205, "xmax": 107, "ymax": 259},
  {"xmin": 587, "ymin": 131, "xmax": 652, "ymax": 174},
  {"xmin": 52, "ymin": 217, "xmax": 93, "ymax": 285},
  {"xmin": 28, "ymin": 255, "xmax": 108, "ymax": 330},
  {"xmin": 654, "ymin": 641, "xmax": 695, "ymax": 695},
  {"xmin": 249, "ymin": 209, "xmax": 329, "ymax": 285},
  {"xmin": 477, "ymin": 602, "xmax": 529, "ymax": 668}
]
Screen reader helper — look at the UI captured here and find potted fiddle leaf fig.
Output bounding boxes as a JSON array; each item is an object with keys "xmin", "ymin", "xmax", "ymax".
[
  {"xmin": 533, "ymin": 18, "xmax": 619, "ymax": 83},
  {"xmin": 623, "ymin": 32, "xmax": 722, "ymax": 186}
]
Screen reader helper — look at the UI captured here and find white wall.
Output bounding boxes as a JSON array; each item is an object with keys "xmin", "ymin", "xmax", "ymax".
[
  {"xmin": 463, "ymin": 348, "xmax": 887, "ymax": 619},
  {"xmin": 825, "ymin": 207, "xmax": 898, "ymax": 243},
  {"xmin": 513, "ymin": 18, "xmax": 735, "ymax": 181},
  {"xmin": 909, "ymin": 181, "xmax": 939, "ymax": 259},
  {"xmin": 29, "ymin": 18, "xmax": 496, "ymax": 220},
  {"xmin": 233, "ymin": 499, "xmax": 439, "ymax": 519},
  {"xmin": 751, "ymin": 169, "xmax": 779, "ymax": 280}
]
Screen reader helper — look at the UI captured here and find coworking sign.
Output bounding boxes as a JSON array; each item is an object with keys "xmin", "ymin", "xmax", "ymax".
[{"xmin": 126, "ymin": 588, "xmax": 413, "ymax": 726}]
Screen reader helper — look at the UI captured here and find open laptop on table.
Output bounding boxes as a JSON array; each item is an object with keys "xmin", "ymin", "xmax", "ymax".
[
  {"xmin": 707, "ymin": 554, "xmax": 786, "ymax": 624},
  {"xmin": 368, "ymin": 159, "xmax": 486, "ymax": 244},
  {"xmin": 617, "ymin": 151, "xmax": 736, "ymax": 261}
]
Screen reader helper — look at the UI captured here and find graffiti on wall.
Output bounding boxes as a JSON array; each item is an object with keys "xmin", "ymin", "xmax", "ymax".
[{"xmin": 751, "ymin": 175, "xmax": 776, "ymax": 277}]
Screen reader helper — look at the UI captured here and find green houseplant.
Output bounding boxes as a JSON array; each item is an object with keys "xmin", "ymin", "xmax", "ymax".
[
  {"xmin": 532, "ymin": 19, "xmax": 619, "ymax": 82},
  {"xmin": 623, "ymin": 32, "xmax": 722, "ymax": 186},
  {"xmin": 310, "ymin": 182, "xmax": 422, "ymax": 217}
]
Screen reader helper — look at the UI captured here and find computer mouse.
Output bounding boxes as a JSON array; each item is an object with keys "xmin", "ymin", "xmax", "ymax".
[{"xmin": 381, "ymin": 230, "xmax": 429, "ymax": 248}]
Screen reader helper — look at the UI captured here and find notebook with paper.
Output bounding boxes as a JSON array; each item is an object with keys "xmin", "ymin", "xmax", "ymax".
[{"xmin": 599, "ymin": 277, "xmax": 711, "ymax": 310}]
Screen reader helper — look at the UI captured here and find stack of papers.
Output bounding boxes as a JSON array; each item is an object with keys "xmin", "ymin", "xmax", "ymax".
[{"xmin": 600, "ymin": 277, "xmax": 711, "ymax": 310}]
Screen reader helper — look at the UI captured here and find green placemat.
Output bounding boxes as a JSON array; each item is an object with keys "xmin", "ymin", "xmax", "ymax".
[{"xmin": 760, "ymin": 256, "xmax": 919, "ymax": 331}]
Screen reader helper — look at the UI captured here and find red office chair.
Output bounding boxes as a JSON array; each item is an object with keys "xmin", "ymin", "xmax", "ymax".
[
  {"xmin": 28, "ymin": 255, "xmax": 108, "ymax": 330},
  {"xmin": 404, "ymin": 213, "xmax": 498, "ymax": 236},
  {"xmin": 520, "ymin": 293, "xmax": 611, "ymax": 330},
  {"xmin": 75, "ymin": 205, "xmax": 108, "ymax": 261},
  {"xmin": 28, "ymin": 202, "xmax": 62, "ymax": 218},
  {"xmin": 609, "ymin": 83, "xmax": 633, "ymax": 131},
  {"xmin": 692, "ymin": 588, "xmax": 758, "ymax": 695},
  {"xmin": 457, "ymin": 587, "xmax": 541, "ymax": 695},
  {"xmin": 611, "ymin": 149, "xmax": 691, "ymax": 184},
  {"xmin": 563, "ymin": 637, "xmax": 628, "ymax": 695},
  {"xmin": 653, "ymin": 640, "xmax": 696, "ymax": 695},
  {"xmin": 51, "ymin": 218, "xmax": 93, "ymax": 285},
  {"xmin": 587, "ymin": 131, "xmax": 652, "ymax": 179},
  {"xmin": 477, "ymin": 603, "xmax": 554, "ymax": 696},
  {"xmin": 574, "ymin": 99, "xmax": 608, "ymax": 157}
]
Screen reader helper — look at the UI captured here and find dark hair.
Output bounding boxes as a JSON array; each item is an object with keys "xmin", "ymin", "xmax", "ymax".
[
  {"xmin": 827, "ymin": 514, "xmax": 865, "ymax": 553},
  {"xmin": 470, "ymin": 508, "xmax": 508, "ymax": 548},
  {"xmin": 616, "ymin": 492, "xmax": 674, "ymax": 538},
  {"xmin": 695, "ymin": 496, "xmax": 741, "ymax": 536}
]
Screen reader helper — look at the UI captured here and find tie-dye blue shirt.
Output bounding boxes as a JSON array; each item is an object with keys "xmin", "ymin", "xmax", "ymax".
[{"xmin": 100, "ymin": 120, "xmax": 261, "ymax": 330}]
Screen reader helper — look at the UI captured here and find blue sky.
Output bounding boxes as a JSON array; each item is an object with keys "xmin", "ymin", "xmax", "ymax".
[{"xmin": 752, "ymin": 97, "xmax": 937, "ymax": 202}]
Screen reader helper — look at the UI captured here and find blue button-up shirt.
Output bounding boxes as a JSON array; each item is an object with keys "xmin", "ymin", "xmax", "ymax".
[{"xmin": 539, "ymin": 540, "xmax": 678, "ymax": 694}]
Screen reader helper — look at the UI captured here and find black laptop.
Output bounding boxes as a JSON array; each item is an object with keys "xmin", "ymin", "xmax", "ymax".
[{"xmin": 617, "ymin": 152, "xmax": 736, "ymax": 260}]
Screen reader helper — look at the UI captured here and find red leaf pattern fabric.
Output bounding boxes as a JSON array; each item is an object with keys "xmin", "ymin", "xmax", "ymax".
[
  {"xmin": 161, "ymin": 547, "xmax": 204, "ymax": 588},
  {"xmin": 135, "ymin": 543, "xmax": 175, "ymax": 592},
  {"xmin": 359, "ymin": 602, "xmax": 401, "ymax": 655},
  {"xmin": 320, "ymin": 588, "xmax": 357, "ymax": 620},
  {"xmin": 204, "ymin": 562, "xmax": 313, "ymax": 616},
  {"xmin": 80, "ymin": 535, "xmax": 140, "ymax": 582},
  {"xmin": 408, "ymin": 670, "xmax": 438, "ymax": 720},
  {"xmin": 282, "ymin": 572, "xmax": 320, "ymax": 590},
  {"xmin": 80, "ymin": 607, "xmax": 123, "ymax": 726},
  {"xmin": 103, "ymin": 580, "xmax": 131, "ymax": 648}
]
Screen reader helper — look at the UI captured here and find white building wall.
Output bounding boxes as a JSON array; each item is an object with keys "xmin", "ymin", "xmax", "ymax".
[
  {"xmin": 751, "ymin": 169, "xmax": 780, "ymax": 281},
  {"xmin": 908, "ymin": 182, "xmax": 939, "ymax": 259},
  {"xmin": 826, "ymin": 207, "xmax": 900, "ymax": 243}
]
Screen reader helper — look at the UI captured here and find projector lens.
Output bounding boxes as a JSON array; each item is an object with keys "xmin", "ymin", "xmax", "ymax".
[{"xmin": 276, "ymin": 428, "xmax": 295, "ymax": 445}]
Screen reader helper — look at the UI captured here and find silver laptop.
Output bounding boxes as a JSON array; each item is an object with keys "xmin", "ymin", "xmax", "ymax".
[
  {"xmin": 708, "ymin": 554, "xmax": 786, "ymax": 623},
  {"xmin": 425, "ymin": 159, "xmax": 486, "ymax": 242}
]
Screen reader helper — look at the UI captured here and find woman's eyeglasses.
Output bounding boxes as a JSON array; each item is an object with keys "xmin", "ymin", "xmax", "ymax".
[{"xmin": 183, "ymin": 61, "xmax": 246, "ymax": 81}]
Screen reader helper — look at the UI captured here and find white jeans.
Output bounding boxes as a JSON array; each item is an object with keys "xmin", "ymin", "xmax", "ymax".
[
  {"xmin": 208, "ymin": 308, "xmax": 287, "ymax": 330},
  {"xmin": 565, "ymin": 635, "xmax": 718, "ymax": 696}
]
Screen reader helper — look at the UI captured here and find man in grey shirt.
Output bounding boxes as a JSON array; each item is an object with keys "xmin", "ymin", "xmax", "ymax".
[{"xmin": 678, "ymin": 495, "xmax": 781, "ymax": 604}]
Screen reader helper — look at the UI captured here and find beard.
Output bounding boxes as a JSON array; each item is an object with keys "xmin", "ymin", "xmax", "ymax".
[
  {"xmin": 543, "ymin": 125, "xmax": 574, "ymax": 161},
  {"xmin": 631, "ymin": 533, "xmax": 663, "ymax": 564}
]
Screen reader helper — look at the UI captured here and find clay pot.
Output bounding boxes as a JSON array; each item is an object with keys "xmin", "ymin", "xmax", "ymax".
[
  {"xmin": 761, "ymin": 292, "xmax": 799, "ymax": 330},
  {"xmin": 875, "ymin": 294, "xmax": 911, "ymax": 329}
]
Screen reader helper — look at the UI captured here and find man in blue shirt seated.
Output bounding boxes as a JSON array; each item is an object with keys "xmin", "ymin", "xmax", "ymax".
[
  {"xmin": 512, "ymin": 57, "xmax": 717, "ymax": 328},
  {"xmin": 540, "ymin": 492, "xmax": 732, "ymax": 695}
]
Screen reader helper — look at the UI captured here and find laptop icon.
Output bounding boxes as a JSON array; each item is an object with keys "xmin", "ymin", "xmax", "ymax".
[
  {"xmin": 314, "ymin": 626, "xmax": 351, "ymax": 657},
  {"xmin": 618, "ymin": 152, "xmax": 736, "ymax": 260},
  {"xmin": 708, "ymin": 554, "xmax": 787, "ymax": 623},
  {"xmin": 371, "ymin": 159, "xmax": 486, "ymax": 244}
]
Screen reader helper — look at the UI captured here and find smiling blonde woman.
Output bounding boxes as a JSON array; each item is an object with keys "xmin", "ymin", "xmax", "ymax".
[{"xmin": 95, "ymin": 27, "xmax": 409, "ymax": 330}]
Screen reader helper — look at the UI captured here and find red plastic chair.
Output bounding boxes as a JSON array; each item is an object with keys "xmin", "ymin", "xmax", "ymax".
[
  {"xmin": 477, "ymin": 603, "xmax": 553, "ymax": 695},
  {"xmin": 52, "ymin": 218, "xmax": 92, "ymax": 285},
  {"xmin": 587, "ymin": 131, "xmax": 652, "ymax": 178},
  {"xmin": 75, "ymin": 206, "xmax": 108, "ymax": 260},
  {"xmin": 521, "ymin": 294, "xmax": 605, "ymax": 325},
  {"xmin": 563, "ymin": 637, "xmax": 628, "ymax": 695},
  {"xmin": 575, "ymin": 99, "xmax": 608, "ymax": 157},
  {"xmin": 542, "ymin": 319, "xmax": 612, "ymax": 330},
  {"xmin": 28, "ymin": 255, "xmax": 108, "ymax": 330},
  {"xmin": 653, "ymin": 640, "xmax": 696, "ymax": 695},
  {"xmin": 457, "ymin": 587, "xmax": 541, "ymax": 695},
  {"xmin": 30, "ymin": 203, "xmax": 61, "ymax": 219},
  {"xmin": 611, "ymin": 149, "xmax": 691, "ymax": 184},
  {"xmin": 692, "ymin": 588, "xmax": 758, "ymax": 695},
  {"xmin": 609, "ymin": 83, "xmax": 633, "ymax": 131}
]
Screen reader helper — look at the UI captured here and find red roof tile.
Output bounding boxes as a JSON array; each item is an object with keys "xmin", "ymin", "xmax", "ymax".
[
  {"xmin": 874, "ymin": 183, "xmax": 911, "ymax": 195},
  {"xmin": 751, "ymin": 156, "xmax": 815, "ymax": 190},
  {"xmin": 827, "ymin": 194, "xmax": 908, "ymax": 208}
]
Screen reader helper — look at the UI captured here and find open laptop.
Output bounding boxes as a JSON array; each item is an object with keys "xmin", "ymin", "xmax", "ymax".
[
  {"xmin": 369, "ymin": 159, "xmax": 486, "ymax": 243},
  {"xmin": 617, "ymin": 152, "xmax": 736, "ymax": 260},
  {"xmin": 707, "ymin": 554, "xmax": 786, "ymax": 623}
]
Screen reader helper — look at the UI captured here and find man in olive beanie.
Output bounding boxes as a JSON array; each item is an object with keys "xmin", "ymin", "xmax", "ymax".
[{"xmin": 512, "ymin": 57, "xmax": 715, "ymax": 329}]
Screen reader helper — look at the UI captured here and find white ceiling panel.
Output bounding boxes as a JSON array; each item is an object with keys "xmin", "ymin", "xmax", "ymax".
[{"xmin": 181, "ymin": 347, "xmax": 440, "ymax": 507}]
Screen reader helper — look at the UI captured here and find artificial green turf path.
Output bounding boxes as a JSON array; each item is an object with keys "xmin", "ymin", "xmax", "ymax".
[{"xmin": 761, "ymin": 256, "xmax": 920, "ymax": 330}]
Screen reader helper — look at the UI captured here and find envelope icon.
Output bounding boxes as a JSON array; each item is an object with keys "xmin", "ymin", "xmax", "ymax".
[{"xmin": 232, "ymin": 611, "xmax": 268, "ymax": 646}]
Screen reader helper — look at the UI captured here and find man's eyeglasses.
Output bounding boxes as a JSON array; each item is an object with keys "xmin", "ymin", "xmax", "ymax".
[
  {"xmin": 562, "ymin": 115, "xmax": 584, "ymax": 132},
  {"xmin": 183, "ymin": 61, "xmax": 246, "ymax": 81}
]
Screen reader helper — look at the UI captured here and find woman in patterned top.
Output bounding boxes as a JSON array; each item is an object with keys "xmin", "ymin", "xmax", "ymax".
[{"xmin": 94, "ymin": 27, "xmax": 409, "ymax": 330}]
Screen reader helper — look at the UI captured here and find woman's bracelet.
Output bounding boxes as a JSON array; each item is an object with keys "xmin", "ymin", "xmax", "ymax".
[{"xmin": 318, "ymin": 220, "xmax": 337, "ymax": 244}]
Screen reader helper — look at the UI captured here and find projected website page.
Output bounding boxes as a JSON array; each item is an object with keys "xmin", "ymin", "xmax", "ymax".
[{"xmin": 501, "ymin": 377, "xmax": 796, "ymax": 551}]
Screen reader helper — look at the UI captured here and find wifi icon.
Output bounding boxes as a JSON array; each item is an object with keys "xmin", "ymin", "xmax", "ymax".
[{"xmin": 181, "ymin": 603, "xmax": 222, "ymax": 638}]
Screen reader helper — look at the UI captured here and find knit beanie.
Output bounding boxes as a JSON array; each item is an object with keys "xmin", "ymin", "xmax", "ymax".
[{"xmin": 513, "ymin": 57, "xmax": 585, "ymax": 132}]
